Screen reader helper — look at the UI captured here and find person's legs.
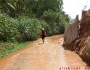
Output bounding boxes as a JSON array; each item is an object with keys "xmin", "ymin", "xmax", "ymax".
[
  {"xmin": 42, "ymin": 35, "xmax": 45, "ymax": 44},
  {"xmin": 42, "ymin": 39, "xmax": 44, "ymax": 44}
]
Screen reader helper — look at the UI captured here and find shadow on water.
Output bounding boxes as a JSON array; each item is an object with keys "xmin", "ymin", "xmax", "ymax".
[{"xmin": 63, "ymin": 45, "xmax": 71, "ymax": 50}]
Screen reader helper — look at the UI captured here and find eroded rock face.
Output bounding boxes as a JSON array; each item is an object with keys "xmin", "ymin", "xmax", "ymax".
[
  {"xmin": 64, "ymin": 10, "xmax": 90, "ymax": 63},
  {"xmin": 65, "ymin": 10, "xmax": 90, "ymax": 63},
  {"xmin": 70, "ymin": 11, "xmax": 90, "ymax": 50},
  {"xmin": 64, "ymin": 15, "xmax": 79, "ymax": 48},
  {"xmin": 81, "ymin": 37, "xmax": 90, "ymax": 62}
]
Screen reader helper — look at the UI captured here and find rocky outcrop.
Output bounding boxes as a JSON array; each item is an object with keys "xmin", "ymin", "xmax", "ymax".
[
  {"xmin": 64, "ymin": 10, "xmax": 90, "ymax": 63},
  {"xmin": 81, "ymin": 37, "xmax": 90, "ymax": 62},
  {"xmin": 64, "ymin": 15, "xmax": 80, "ymax": 48},
  {"xmin": 70, "ymin": 11, "xmax": 90, "ymax": 49}
]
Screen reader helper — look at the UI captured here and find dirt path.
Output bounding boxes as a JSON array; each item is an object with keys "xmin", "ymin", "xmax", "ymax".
[{"xmin": 0, "ymin": 35, "xmax": 89, "ymax": 70}]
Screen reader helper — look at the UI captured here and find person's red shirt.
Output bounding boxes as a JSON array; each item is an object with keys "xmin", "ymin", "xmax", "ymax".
[{"xmin": 42, "ymin": 30, "xmax": 45, "ymax": 35}]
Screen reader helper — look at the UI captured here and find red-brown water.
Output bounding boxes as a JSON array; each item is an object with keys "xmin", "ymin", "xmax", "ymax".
[{"xmin": 0, "ymin": 35, "xmax": 89, "ymax": 70}]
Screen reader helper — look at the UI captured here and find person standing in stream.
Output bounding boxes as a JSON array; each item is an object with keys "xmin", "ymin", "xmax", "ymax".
[{"xmin": 41, "ymin": 28, "xmax": 46, "ymax": 44}]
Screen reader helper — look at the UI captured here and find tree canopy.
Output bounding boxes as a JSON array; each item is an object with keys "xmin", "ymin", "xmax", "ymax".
[
  {"xmin": 0, "ymin": 0, "xmax": 63, "ymax": 16},
  {"xmin": 0, "ymin": 0, "xmax": 70, "ymax": 42}
]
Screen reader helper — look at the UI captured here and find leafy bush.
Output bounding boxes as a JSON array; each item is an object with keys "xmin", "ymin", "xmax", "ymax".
[
  {"xmin": 42, "ymin": 9, "xmax": 61, "ymax": 23},
  {"xmin": 0, "ymin": 13, "xmax": 66, "ymax": 42},
  {"xmin": 57, "ymin": 23, "xmax": 66, "ymax": 34},
  {"xmin": 16, "ymin": 17, "xmax": 42, "ymax": 41},
  {"xmin": 0, "ymin": 13, "xmax": 17, "ymax": 42}
]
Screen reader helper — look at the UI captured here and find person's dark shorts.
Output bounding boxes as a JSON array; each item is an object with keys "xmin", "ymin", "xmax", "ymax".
[{"xmin": 42, "ymin": 35, "xmax": 45, "ymax": 39}]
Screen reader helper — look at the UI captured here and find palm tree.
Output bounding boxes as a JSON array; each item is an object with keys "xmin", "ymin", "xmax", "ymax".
[{"xmin": 0, "ymin": 0, "xmax": 25, "ymax": 17}]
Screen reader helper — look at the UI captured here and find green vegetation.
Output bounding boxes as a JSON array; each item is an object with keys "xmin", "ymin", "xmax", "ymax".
[
  {"xmin": 0, "ymin": 13, "xmax": 68, "ymax": 42},
  {"xmin": 0, "ymin": 42, "xmax": 29, "ymax": 58},
  {"xmin": 0, "ymin": 0, "xmax": 70, "ymax": 58}
]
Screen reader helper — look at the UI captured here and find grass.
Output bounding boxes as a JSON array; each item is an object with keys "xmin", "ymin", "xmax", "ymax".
[{"xmin": 0, "ymin": 42, "xmax": 30, "ymax": 58}]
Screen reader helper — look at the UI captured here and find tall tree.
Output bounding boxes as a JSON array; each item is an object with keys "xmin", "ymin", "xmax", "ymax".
[
  {"xmin": 24, "ymin": 0, "xmax": 63, "ymax": 18},
  {"xmin": 0, "ymin": 0, "xmax": 25, "ymax": 17}
]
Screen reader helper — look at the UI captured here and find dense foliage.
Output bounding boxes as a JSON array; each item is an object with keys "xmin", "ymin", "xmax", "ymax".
[
  {"xmin": 0, "ymin": 13, "xmax": 67, "ymax": 42},
  {"xmin": 0, "ymin": 0, "xmax": 70, "ymax": 42},
  {"xmin": 0, "ymin": 0, "xmax": 63, "ymax": 17}
]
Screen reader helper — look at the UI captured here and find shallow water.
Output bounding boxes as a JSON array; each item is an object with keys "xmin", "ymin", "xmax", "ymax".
[{"xmin": 0, "ymin": 35, "xmax": 89, "ymax": 70}]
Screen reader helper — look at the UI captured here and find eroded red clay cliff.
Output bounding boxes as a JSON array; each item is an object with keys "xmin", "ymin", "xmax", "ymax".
[{"xmin": 64, "ymin": 10, "xmax": 90, "ymax": 63}]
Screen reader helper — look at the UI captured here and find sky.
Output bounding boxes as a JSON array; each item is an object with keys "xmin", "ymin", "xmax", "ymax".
[{"xmin": 63, "ymin": 0, "xmax": 90, "ymax": 19}]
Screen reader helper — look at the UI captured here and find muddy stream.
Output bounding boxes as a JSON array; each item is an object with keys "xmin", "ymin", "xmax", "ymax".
[{"xmin": 0, "ymin": 35, "xmax": 89, "ymax": 70}]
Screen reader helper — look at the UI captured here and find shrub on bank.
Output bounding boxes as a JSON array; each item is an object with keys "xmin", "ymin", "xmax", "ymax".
[
  {"xmin": 0, "ymin": 13, "xmax": 17, "ymax": 42},
  {"xmin": 0, "ymin": 13, "xmax": 66, "ymax": 42}
]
